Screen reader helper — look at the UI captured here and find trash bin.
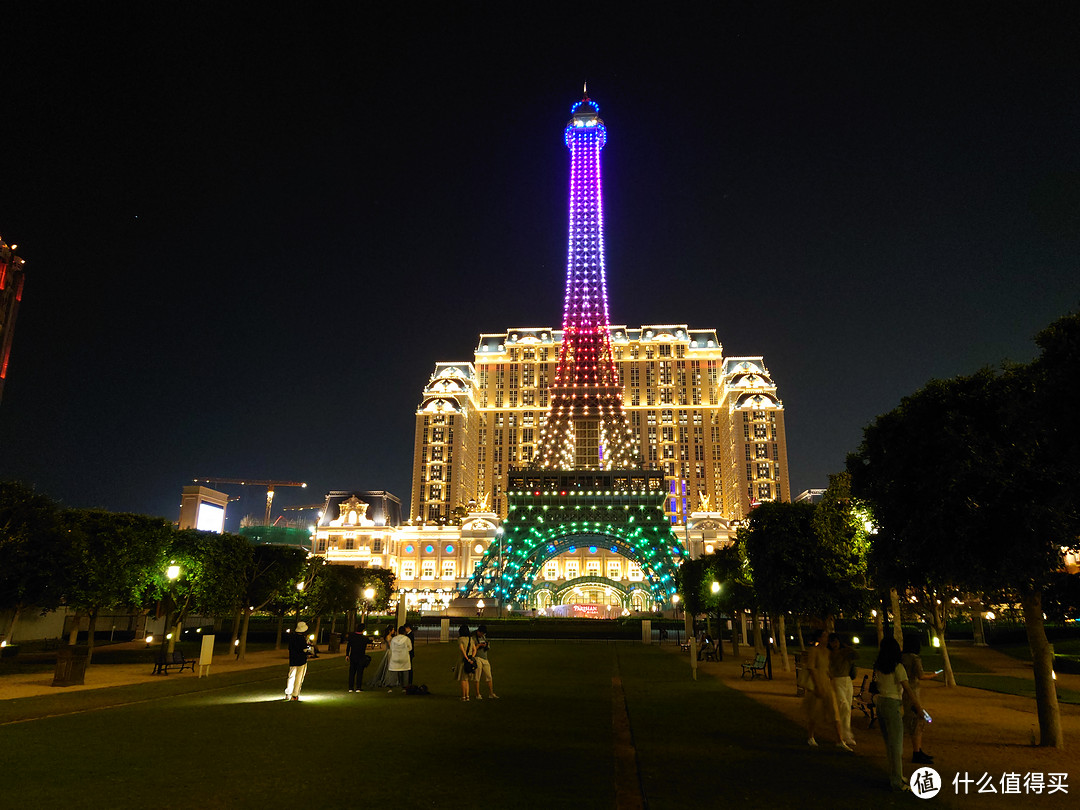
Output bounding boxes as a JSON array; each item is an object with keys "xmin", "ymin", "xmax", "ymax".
[{"xmin": 52, "ymin": 645, "xmax": 89, "ymax": 687}]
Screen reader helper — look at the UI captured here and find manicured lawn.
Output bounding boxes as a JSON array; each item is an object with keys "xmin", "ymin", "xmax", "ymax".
[{"xmin": 2, "ymin": 642, "xmax": 921, "ymax": 809}]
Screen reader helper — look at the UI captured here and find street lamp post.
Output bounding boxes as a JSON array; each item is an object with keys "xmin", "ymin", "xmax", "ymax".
[
  {"xmin": 162, "ymin": 563, "xmax": 181, "ymax": 655},
  {"xmin": 496, "ymin": 528, "xmax": 504, "ymax": 618},
  {"xmin": 476, "ymin": 599, "xmax": 485, "ymax": 618},
  {"xmin": 362, "ymin": 587, "xmax": 375, "ymax": 627}
]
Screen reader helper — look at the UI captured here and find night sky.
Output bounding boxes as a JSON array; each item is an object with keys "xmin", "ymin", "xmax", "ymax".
[{"xmin": 2, "ymin": 4, "xmax": 1078, "ymax": 528}]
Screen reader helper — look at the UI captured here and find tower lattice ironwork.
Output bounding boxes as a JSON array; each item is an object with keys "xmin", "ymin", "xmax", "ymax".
[
  {"xmin": 462, "ymin": 94, "xmax": 681, "ymax": 609},
  {"xmin": 535, "ymin": 94, "xmax": 638, "ymax": 471}
]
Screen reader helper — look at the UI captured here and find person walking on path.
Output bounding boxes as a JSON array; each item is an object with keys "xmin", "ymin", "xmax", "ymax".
[
  {"xmin": 828, "ymin": 632, "xmax": 857, "ymax": 747},
  {"xmin": 471, "ymin": 624, "xmax": 498, "ymax": 700},
  {"xmin": 387, "ymin": 624, "xmax": 412, "ymax": 692},
  {"xmin": 285, "ymin": 621, "xmax": 312, "ymax": 701},
  {"xmin": 455, "ymin": 623, "xmax": 478, "ymax": 701},
  {"xmin": 805, "ymin": 627, "xmax": 850, "ymax": 750},
  {"xmin": 874, "ymin": 636, "xmax": 928, "ymax": 792},
  {"xmin": 902, "ymin": 635, "xmax": 938, "ymax": 764},
  {"xmin": 345, "ymin": 625, "xmax": 370, "ymax": 692},
  {"xmin": 402, "ymin": 624, "xmax": 416, "ymax": 685}
]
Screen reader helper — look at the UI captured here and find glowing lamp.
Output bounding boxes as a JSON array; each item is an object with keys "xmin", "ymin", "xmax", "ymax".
[{"xmin": 166, "ymin": 565, "xmax": 180, "ymax": 580}]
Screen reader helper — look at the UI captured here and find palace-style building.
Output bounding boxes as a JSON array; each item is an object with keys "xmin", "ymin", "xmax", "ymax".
[{"xmin": 410, "ymin": 328, "xmax": 789, "ymax": 525}]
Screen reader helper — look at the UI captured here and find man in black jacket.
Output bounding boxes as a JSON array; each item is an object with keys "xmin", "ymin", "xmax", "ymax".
[
  {"xmin": 346, "ymin": 625, "xmax": 370, "ymax": 692},
  {"xmin": 402, "ymin": 624, "xmax": 416, "ymax": 685}
]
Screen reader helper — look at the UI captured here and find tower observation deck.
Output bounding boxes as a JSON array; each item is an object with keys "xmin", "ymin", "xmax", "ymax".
[{"xmin": 536, "ymin": 95, "xmax": 639, "ymax": 471}]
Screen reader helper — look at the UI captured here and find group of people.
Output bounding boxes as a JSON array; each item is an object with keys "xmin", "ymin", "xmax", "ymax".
[
  {"xmin": 284, "ymin": 620, "xmax": 500, "ymax": 702},
  {"xmin": 804, "ymin": 627, "xmax": 938, "ymax": 792},
  {"xmin": 351, "ymin": 623, "xmax": 416, "ymax": 692}
]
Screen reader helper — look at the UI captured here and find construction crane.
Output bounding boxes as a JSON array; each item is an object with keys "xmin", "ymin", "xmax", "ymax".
[{"xmin": 193, "ymin": 478, "xmax": 308, "ymax": 526}]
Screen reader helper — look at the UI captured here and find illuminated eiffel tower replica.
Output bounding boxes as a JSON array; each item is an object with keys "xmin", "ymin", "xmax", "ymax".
[{"xmin": 464, "ymin": 93, "xmax": 683, "ymax": 610}]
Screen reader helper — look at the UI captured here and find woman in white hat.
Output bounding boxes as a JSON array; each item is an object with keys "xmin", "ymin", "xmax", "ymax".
[{"xmin": 285, "ymin": 621, "xmax": 312, "ymax": 701}]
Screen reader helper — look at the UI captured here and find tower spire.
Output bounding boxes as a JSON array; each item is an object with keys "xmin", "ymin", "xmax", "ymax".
[{"xmin": 536, "ymin": 93, "xmax": 638, "ymax": 471}]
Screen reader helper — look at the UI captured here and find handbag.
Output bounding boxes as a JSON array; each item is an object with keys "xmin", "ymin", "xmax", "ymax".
[
  {"xmin": 461, "ymin": 638, "xmax": 478, "ymax": 673},
  {"xmin": 362, "ymin": 654, "xmax": 372, "ymax": 667},
  {"xmin": 869, "ymin": 672, "xmax": 879, "ymax": 695}
]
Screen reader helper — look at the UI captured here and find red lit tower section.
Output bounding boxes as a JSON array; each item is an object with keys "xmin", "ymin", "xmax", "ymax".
[
  {"xmin": 0, "ymin": 238, "xmax": 27, "ymax": 405},
  {"xmin": 537, "ymin": 95, "xmax": 638, "ymax": 470}
]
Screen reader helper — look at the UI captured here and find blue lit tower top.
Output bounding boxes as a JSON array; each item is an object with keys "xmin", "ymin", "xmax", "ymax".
[{"xmin": 537, "ymin": 93, "xmax": 638, "ymax": 470}]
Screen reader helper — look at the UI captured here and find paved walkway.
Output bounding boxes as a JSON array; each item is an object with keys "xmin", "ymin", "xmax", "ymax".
[{"xmin": 0, "ymin": 640, "xmax": 309, "ymax": 700}]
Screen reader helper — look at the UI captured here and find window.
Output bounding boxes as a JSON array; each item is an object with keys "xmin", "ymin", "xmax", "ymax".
[
  {"xmin": 545, "ymin": 562, "xmax": 558, "ymax": 580},
  {"xmin": 607, "ymin": 561, "xmax": 622, "ymax": 580},
  {"xmin": 442, "ymin": 561, "xmax": 456, "ymax": 580},
  {"xmin": 421, "ymin": 562, "xmax": 436, "ymax": 579},
  {"xmin": 401, "ymin": 562, "xmax": 416, "ymax": 579},
  {"xmin": 628, "ymin": 563, "xmax": 643, "ymax": 581},
  {"xmin": 585, "ymin": 560, "xmax": 601, "ymax": 576},
  {"xmin": 372, "ymin": 539, "xmax": 382, "ymax": 553},
  {"xmin": 565, "ymin": 560, "xmax": 579, "ymax": 579}
]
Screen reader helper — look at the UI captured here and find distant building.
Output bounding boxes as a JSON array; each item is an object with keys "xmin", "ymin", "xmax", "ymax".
[
  {"xmin": 0, "ymin": 237, "xmax": 28, "ymax": 404},
  {"xmin": 795, "ymin": 489, "xmax": 826, "ymax": 505}
]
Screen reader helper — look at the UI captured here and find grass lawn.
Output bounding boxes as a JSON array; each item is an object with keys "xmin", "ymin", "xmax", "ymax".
[{"xmin": 2, "ymin": 642, "xmax": 924, "ymax": 809}]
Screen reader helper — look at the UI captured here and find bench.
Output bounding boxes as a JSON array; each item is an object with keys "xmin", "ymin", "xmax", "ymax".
[
  {"xmin": 152, "ymin": 649, "xmax": 196, "ymax": 675},
  {"xmin": 741, "ymin": 653, "xmax": 767, "ymax": 679},
  {"xmin": 853, "ymin": 673, "xmax": 876, "ymax": 728}
]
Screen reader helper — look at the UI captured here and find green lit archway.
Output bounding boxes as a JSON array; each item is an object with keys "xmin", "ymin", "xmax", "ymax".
[{"xmin": 463, "ymin": 471, "xmax": 684, "ymax": 607}]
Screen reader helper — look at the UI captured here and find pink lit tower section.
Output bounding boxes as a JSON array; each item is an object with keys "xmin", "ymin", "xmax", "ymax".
[{"xmin": 537, "ymin": 93, "xmax": 639, "ymax": 470}]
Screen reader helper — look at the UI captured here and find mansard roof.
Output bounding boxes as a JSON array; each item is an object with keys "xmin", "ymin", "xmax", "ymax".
[{"xmin": 319, "ymin": 490, "xmax": 403, "ymax": 528}]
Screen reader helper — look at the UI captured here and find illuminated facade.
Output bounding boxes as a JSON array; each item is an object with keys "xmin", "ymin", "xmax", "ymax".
[
  {"xmin": 0, "ymin": 237, "xmax": 27, "ymax": 405},
  {"xmin": 413, "ymin": 329, "xmax": 790, "ymax": 525}
]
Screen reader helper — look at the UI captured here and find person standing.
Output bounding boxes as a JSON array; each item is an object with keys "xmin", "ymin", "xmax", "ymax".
[
  {"xmin": 455, "ymin": 623, "xmax": 477, "ymax": 701},
  {"xmin": 285, "ymin": 621, "xmax": 312, "ymax": 701},
  {"xmin": 901, "ymin": 635, "xmax": 937, "ymax": 764},
  {"xmin": 874, "ymin": 636, "xmax": 927, "ymax": 792},
  {"xmin": 827, "ymin": 633, "xmax": 858, "ymax": 748},
  {"xmin": 805, "ymin": 627, "xmax": 850, "ymax": 750},
  {"xmin": 345, "ymin": 625, "xmax": 370, "ymax": 692},
  {"xmin": 387, "ymin": 624, "xmax": 412, "ymax": 693},
  {"xmin": 402, "ymin": 624, "xmax": 416, "ymax": 685},
  {"xmin": 471, "ymin": 625, "xmax": 498, "ymax": 700}
]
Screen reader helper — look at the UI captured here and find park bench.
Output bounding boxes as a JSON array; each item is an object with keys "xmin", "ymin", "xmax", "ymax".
[
  {"xmin": 741, "ymin": 654, "xmax": 767, "ymax": 680},
  {"xmin": 853, "ymin": 674, "xmax": 876, "ymax": 727},
  {"xmin": 152, "ymin": 649, "xmax": 196, "ymax": 675}
]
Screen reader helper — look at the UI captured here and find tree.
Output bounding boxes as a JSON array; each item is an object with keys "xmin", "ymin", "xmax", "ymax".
[
  {"xmin": 305, "ymin": 563, "xmax": 364, "ymax": 638},
  {"xmin": 848, "ymin": 311, "xmax": 1080, "ymax": 747},
  {"xmin": 148, "ymin": 529, "xmax": 251, "ymax": 653},
  {"xmin": 743, "ymin": 500, "xmax": 865, "ymax": 625},
  {"xmin": 0, "ymin": 481, "xmax": 61, "ymax": 643},
  {"xmin": 58, "ymin": 509, "xmax": 173, "ymax": 664},
  {"xmin": 234, "ymin": 544, "xmax": 307, "ymax": 660}
]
